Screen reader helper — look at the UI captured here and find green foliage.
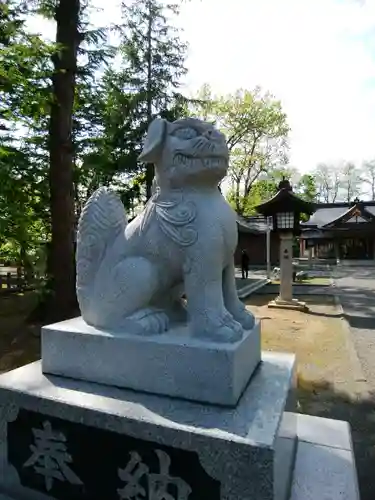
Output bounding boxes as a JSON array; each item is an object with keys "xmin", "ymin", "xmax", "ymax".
[
  {"xmin": 226, "ymin": 167, "xmax": 299, "ymax": 216},
  {"xmin": 0, "ymin": 1, "xmax": 52, "ymax": 271},
  {"xmin": 227, "ymin": 179, "xmax": 277, "ymax": 216},
  {"xmin": 0, "ymin": 0, "xmax": 191, "ymax": 276},
  {"xmin": 192, "ymin": 86, "xmax": 290, "ymax": 215},
  {"xmin": 1, "ymin": 0, "xmax": 293, "ymax": 315},
  {"xmin": 73, "ymin": 0, "xmax": 189, "ymax": 207},
  {"xmin": 296, "ymin": 174, "xmax": 318, "ymax": 202}
]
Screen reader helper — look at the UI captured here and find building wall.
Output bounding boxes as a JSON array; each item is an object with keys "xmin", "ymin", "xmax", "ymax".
[{"xmin": 235, "ymin": 231, "xmax": 280, "ymax": 266}]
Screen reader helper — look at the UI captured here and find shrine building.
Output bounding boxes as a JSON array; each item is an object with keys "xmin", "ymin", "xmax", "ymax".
[{"xmin": 300, "ymin": 198, "xmax": 375, "ymax": 261}]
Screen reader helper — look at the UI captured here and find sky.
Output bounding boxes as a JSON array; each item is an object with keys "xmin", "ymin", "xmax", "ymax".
[{"xmin": 27, "ymin": 0, "xmax": 375, "ymax": 174}]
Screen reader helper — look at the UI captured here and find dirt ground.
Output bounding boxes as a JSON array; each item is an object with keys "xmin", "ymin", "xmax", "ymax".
[
  {"xmin": 244, "ymin": 294, "xmax": 367, "ymax": 397},
  {"xmin": 0, "ymin": 291, "xmax": 40, "ymax": 374},
  {"xmin": 244, "ymin": 294, "xmax": 374, "ymax": 500}
]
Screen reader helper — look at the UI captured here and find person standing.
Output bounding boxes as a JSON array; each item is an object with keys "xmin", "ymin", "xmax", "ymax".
[{"xmin": 241, "ymin": 249, "xmax": 250, "ymax": 279}]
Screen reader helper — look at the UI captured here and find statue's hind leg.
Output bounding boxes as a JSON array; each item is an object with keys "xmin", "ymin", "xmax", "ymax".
[{"xmin": 87, "ymin": 257, "xmax": 170, "ymax": 334}]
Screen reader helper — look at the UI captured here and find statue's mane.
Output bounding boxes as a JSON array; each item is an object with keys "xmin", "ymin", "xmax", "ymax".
[{"xmin": 140, "ymin": 191, "xmax": 198, "ymax": 247}]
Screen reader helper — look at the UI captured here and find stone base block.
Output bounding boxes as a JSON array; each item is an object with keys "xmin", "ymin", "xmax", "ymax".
[
  {"xmin": 41, "ymin": 317, "xmax": 261, "ymax": 407},
  {"xmin": 291, "ymin": 414, "xmax": 360, "ymax": 500},
  {"xmin": 0, "ymin": 352, "xmax": 296, "ymax": 500},
  {"xmin": 268, "ymin": 298, "xmax": 309, "ymax": 312}
]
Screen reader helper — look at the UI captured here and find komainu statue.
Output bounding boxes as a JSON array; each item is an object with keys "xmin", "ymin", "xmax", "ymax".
[{"xmin": 76, "ymin": 117, "xmax": 255, "ymax": 343}]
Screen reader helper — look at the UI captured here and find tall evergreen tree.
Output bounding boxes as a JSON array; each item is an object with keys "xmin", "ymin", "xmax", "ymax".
[
  {"xmin": 0, "ymin": 1, "xmax": 53, "ymax": 271},
  {"xmin": 47, "ymin": 0, "xmax": 81, "ymax": 318},
  {"xmin": 120, "ymin": 0, "xmax": 188, "ymax": 199},
  {"xmin": 0, "ymin": 0, "xmax": 190, "ymax": 321}
]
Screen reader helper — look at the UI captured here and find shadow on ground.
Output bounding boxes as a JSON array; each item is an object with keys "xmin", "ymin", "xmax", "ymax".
[
  {"xmin": 334, "ymin": 275, "xmax": 375, "ymax": 331},
  {"xmin": 297, "ymin": 379, "xmax": 375, "ymax": 500},
  {"xmin": 343, "ymin": 314, "xmax": 375, "ymax": 330},
  {"xmin": 256, "ymin": 282, "xmax": 333, "ymax": 297},
  {"xmin": 334, "ymin": 268, "xmax": 375, "ymax": 281}
]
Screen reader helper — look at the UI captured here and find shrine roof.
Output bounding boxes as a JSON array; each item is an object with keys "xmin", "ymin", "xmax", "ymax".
[
  {"xmin": 302, "ymin": 200, "xmax": 375, "ymax": 229},
  {"xmin": 237, "ymin": 215, "xmax": 269, "ymax": 234},
  {"xmin": 255, "ymin": 187, "xmax": 315, "ymax": 216}
]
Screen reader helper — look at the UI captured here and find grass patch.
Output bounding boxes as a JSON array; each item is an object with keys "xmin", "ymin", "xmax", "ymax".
[{"xmin": 271, "ymin": 276, "xmax": 331, "ymax": 286}]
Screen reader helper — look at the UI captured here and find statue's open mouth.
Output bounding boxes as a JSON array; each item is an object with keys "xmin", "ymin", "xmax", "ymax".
[{"xmin": 174, "ymin": 154, "xmax": 227, "ymax": 169}]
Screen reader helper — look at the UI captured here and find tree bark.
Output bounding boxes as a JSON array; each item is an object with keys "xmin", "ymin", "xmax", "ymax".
[
  {"xmin": 235, "ymin": 178, "xmax": 241, "ymax": 214},
  {"xmin": 48, "ymin": 0, "xmax": 80, "ymax": 319},
  {"xmin": 145, "ymin": 0, "xmax": 154, "ymax": 201}
]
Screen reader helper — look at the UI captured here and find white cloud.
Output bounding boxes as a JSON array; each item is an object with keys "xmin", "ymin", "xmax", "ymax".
[{"xmin": 26, "ymin": 0, "xmax": 375, "ymax": 174}]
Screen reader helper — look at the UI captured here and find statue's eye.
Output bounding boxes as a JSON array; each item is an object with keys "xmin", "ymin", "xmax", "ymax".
[{"xmin": 173, "ymin": 128, "xmax": 199, "ymax": 140}]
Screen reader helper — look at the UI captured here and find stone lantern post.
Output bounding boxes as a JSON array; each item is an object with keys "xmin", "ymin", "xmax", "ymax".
[{"xmin": 255, "ymin": 178, "xmax": 316, "ymax": 311}]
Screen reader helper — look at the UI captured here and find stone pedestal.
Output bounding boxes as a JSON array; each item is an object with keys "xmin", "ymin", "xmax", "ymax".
[
  {"xmin": 41, "ymin": 318, "xmax": 261, "ymax": 407},
  {"xmin": 0, "ymin": 353, "xmax": 296, "ymax": 500},
  {"xmin": 268, "ymin": 298, "xmax": 308, "ymax": 312}
]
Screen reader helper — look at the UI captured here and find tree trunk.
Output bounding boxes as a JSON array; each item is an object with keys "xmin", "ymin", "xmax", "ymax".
[
  {"xmin": 48, "ymin": 0, "xmax": 80, "ymax": 319},
  {"xmin": 235, "ymin": 179, "xmax": 242, "ymax": 215},
  {"xmin": 145, "ymin": 0, "xmax": 154, "ymax": 201}
]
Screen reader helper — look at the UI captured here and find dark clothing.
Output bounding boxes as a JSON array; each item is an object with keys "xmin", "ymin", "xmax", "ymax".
[
  {"xmin": 241, "ymin": 251, "xmax": 249, "ymax": 279},
  {"xmin": 241, "ymin": 252, "xmax": 249, "ymax": 268}
]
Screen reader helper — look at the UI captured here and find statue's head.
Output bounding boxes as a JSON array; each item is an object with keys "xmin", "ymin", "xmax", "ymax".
[{"xmin": 139, "ymin": 117, "xmax": 229, "ymax": 188}]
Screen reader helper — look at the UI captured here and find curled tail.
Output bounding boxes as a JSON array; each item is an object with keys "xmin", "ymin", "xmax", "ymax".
[{"xmin": 76, "ymin": 187, "xmax": 127, "ymax": 305}]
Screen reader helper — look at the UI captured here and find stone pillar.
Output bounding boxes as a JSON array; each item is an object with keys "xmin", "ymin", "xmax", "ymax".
[
  {"xmin": 266, "ymin": 227, "xmax": 271, "ymax": 278},
  {"xmin": 279, "ymin": 232, "xmax": 293, "ymax": 302},
  {"xmin": 299, "ymin": 238, "xmax": 305, "ymax": 257},
  {"xmin": 268, "ymin": 233, "xmax": 308, "ymax": 311},
  {"xmin": 308, "ymin": 247, "xmax": 313, "ymax": 263}
]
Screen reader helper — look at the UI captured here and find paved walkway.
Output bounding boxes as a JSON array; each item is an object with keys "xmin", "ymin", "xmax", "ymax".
[
  {"xmin": 235, "ymin": 268, "xmax": 268, "ymax": 298},
  {"xmin": 333, "ymin": 267, "xmax": 375, "ymax": 391},
  {"xmin": 331, "ymin": 267, "xmax": 375, "ymax": 499}
]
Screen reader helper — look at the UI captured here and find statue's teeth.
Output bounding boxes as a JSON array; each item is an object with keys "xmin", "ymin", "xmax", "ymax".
[{"xmin": 176, "ymin": 154, "xmax": 186, "ymax": 165}]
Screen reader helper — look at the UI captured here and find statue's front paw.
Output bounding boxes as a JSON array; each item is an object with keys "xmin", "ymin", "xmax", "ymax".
[
  {"xmin": 193, "ymin": 312, "xmax": 243, "ymax": 343},
  {"xmin": 215, "ymin": 320, "xmax": 243, "ymax": 343},
  {"xmin": 234, "ymin": 308, "xmax": 255, "ymax": 330}
]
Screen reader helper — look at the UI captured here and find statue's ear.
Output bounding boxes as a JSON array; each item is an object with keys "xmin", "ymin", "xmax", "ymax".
[{"xmin": 138, "ymin": 118, "xmax": 167, "ymax": 163}]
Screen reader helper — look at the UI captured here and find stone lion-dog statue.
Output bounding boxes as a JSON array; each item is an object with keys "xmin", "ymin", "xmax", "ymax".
[{"xmin": 76, "ymin": 117, "xmax": 255, "ymax": 343}]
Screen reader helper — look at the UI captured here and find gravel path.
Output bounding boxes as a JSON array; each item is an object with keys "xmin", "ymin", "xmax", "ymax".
[{"xmin": 333, "ymin": 267, "xmax": 375, "ymax": 391}]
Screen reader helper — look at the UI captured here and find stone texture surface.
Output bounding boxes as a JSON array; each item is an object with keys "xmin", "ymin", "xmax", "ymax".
[
  {"xmin": 75, "ymin": 117, "xmax": 255, "ymax": 343},
  {"xmin": 42, "ymin": 318, "xmax": 261, "ymax": 406},
  {"xmin": 279, "ymin": 233, "xmax": 294, "ymax": 302},
  {"xmin": 268, "ymin": 299, "xmax": 308, "ymax": 312},
  {"xmin": 0, "ymin": 352, "xmax": 296, "ymax": 500},
  {"xmin": 237, "ymin": 277, "xmax": 269, "ymax": 299},
  {"xmin": 291, "ymin": 413, "xmax": 360, "ymax": 500},
  {"xmin": 291, "ymin": 443, "xmax": 359, "ymax": 500},
  {"xmin": 297, "ymin": 414, "xmax": 352, "ymax": 450}
]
